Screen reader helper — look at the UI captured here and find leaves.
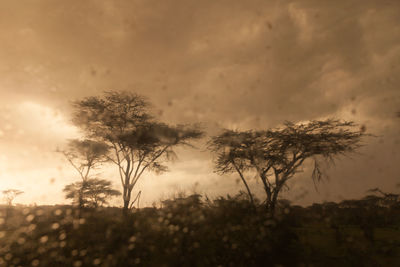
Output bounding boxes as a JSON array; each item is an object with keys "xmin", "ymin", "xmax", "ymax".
[
  {"xmin": 63, "ymin": 178, "xmax": 121, "ymax": 208},
  {"xmin": 71, "ymin": 91, "xmax": 204, "ymax": 211},
  {"xmin": 72, "ymin": 91, "xmax": 150, "ymax": 139},
  {"xmin": 59, "ymin": 139, "xmax": 110, "ymax": 186}
]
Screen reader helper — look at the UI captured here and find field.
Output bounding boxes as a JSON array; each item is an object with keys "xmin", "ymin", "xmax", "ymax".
[{"xmin": 1, "ymin": 196, "xmax": 400, "ymax": 266}]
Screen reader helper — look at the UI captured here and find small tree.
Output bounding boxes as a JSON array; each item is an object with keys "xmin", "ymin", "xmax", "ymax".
[
  {"xmin": 63, "ymin": 178, "xmax": 121, "ymax": 208},
  {"xmin": 2, "ymin": 189, "xmax": 24, "ymax": 206},
  {"xmin": 208, "ymin": 119, "xmax": 366, "ymax": 216},
  {"xmin": 72, "ymin": 91, "xmax": 204, "ymax": 213},
  {"xmin": 366, "ymin": 188, "xmax": 400, "ymax": 208},
  {"xmin": 59, "ymin": 139, "xmax": 109, "ymax": 208}
]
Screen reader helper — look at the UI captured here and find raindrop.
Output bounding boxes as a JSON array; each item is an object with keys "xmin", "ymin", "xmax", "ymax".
[
  {"xmin": 54, "ymin": 209, "xmax": 62, "ymax": 216},
  {"xmin": 26, "ymin": 214, "xmax": 35, "ymax": 222},
  {"xmin": 79, "ymin": 249, "xmax": 87, "ymax": 256},
  {"xmin": 4, "ymin": 253, "xmax": 12, "ymax": 261},
  {"xmin": 59, "ymin": 232, "xmax": 67, "ymax": 240},
  {"xmin": 52, "ymin": 223, "xmax": 60, "ymax": 230},
  {"xmin": 40, "ymin": 235, "xmax": 48, "ymax": 243},
  {"xmin": 28, "ymin": 224, "xmax": 36, "ymax": 232}
]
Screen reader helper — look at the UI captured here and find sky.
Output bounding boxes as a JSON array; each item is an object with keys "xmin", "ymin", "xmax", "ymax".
[{"xmin": 0, "ymin": 0, "xmax": 399, "ymax": 207}]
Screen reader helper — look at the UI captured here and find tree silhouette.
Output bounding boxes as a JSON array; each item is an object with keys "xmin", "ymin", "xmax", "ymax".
[
  {"xmin": 2, "ymin": 189, "xmax": 23, "ymax": 206},
  {"xmin": 72, "ymin": 91, "xmax": 203, "ymax": 213},
  {"xmin": 63, "ymin": 178, "xmax": 121, "ymax": 208},
  {"xmin": 366, "ymin": 188, "xmax": 399, "ymax": 208},
  {"xmin": 208, "ymin": 119, "xmax": 366, "ymax": 216},
  {"xmin": 59, "ymin": 139, "xmax": 109, "ymax": 208}
]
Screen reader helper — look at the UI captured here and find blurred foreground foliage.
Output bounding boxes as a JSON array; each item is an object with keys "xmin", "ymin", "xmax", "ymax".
[{"xmin": 1, "ymin": 192, "xmax": 400, "ymax": 266}]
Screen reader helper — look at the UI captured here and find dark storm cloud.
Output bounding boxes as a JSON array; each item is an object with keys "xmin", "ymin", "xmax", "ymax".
[{"xmin": 0, "ymin": 0, "xmax": 399, "ymax": 204}]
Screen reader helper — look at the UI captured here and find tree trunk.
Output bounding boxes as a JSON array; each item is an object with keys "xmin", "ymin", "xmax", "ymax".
[
  {"xmin": 232, "ymin": 161, "xmax": 255, "ymax": 208},
  {"xmin": 122, "ymin": 183, "xmax": 130, "ymax": 215},
  {"xmin": 269, "ymin": 185, "xmax": 282, "ymax": 218},
  {"xmin": 121, "ymin": 163, "xmax": 130, "ymax": 214},
  {"xmin": 123, "ymin": 188, "xmax": 133, "ymax": 215},
  {"xmin": 241, "ymin": 177, "xmax": 255, "ymax": 207},
  {"xmin": 78, "ymin": 186, "xmax": 84, "ymax": 209},
  {"xmin": 122, "ymin": 160, "xmax": 133, "ymax": 215},
  {"xmin": 123, "ymin": 197, "xmax": 130, "ymax": 215},
  {"xmin": 77, "ymin": 181, "xmax": 86, "ymax": 219},
  {"xmin": 269, "ymin": 191, "xmax": 279, "ymax": 218},
  {"xmin": 263, "ymin": 180, "xmax": 272, "ymax": 214}
]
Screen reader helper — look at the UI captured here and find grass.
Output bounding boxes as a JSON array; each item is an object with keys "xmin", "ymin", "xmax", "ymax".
[{"xmin": 1, "ymin": 197, "xmax": 400, "ymax": 266}]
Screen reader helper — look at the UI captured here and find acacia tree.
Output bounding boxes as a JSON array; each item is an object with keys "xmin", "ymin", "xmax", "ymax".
[
  {"xmin": 59, "ymin": 139, "xmax": 109, "ymax": 208},
  {"xmin": 2, "ymin": 189, "xmax": 24, "ymax": 206},
  {"xmin": 72, "ymin": 91, "xmax": 203, "ymax": 213},
  {"xmin": 208, "ymin": 119, "xmax": 366, "ymax": 216},
  {"xmin": 366, "ymin": 188, "xmax": 400, "ymax": 208},
  {"xmin": 63, "ymin": 178, "xmax": 121, "ymax": 208}
]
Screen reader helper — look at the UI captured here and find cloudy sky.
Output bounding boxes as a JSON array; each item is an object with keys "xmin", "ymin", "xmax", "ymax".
[{"xmin": 0, "ymin": 0, "xmax": 399, "ymax": 206}]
